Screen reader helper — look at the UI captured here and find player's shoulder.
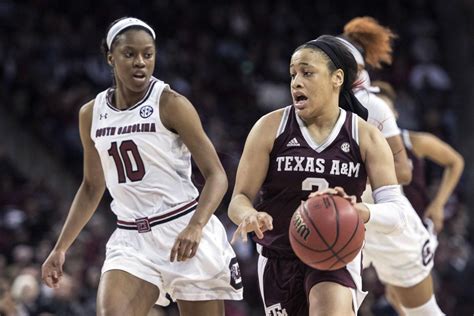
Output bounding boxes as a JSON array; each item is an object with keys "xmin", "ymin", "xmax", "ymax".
[
  {"xmin": 357, "ymin": 115, "xmax": 384, "ymax": 142},
  {"xmin": 356, "ymin": 89, "xmax": 391, "ymax": 113},
  {"xmin": 253, "ymin": 107, "xmax": 287, "ymax": 134},
  {"xmin": 160, "ymin": 87, "xmax": 189, "ymax": 108},
  {"xmin": 79, "ymin": 99, "xmax": 96, "ymax": 120}
]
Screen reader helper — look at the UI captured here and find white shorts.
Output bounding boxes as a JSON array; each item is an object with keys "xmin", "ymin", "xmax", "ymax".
[
  {"xmin": 101, "ymin": 209, "xmax": 243, "ymax": 306},
  {"xmin": 363, "ymin": 208, "xmax": 438, "ymax": 287}
]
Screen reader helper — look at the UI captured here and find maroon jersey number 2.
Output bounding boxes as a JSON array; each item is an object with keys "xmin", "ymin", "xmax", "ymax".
[
  {"xmin": 302, "ymin": 177, "xmax": 329, "ymax": 192},
  {"xmin": 108, "ymin": 140, "xmax": 146, "ymax": 183}
]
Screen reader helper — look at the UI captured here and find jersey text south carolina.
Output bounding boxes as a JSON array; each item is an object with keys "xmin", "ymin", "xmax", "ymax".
[
  {"xmin": 276, "ymin": 156, "xmax": 361, "ymax": 177},
  {"xmin": 95, "ymin": 123, "xmax": 157, "ymax": 138}
]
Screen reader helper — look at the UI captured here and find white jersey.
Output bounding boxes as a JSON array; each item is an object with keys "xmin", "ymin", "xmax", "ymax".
[
  {"xmin": 355, "ymin": 88, "xmax": 400, "ymax": 138},
  {"xmin": 91, "ymin": 77, "xmax": 199, "ymax": 219}
]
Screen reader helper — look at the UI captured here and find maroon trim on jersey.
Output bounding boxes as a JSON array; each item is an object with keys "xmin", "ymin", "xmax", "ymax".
[
  {"xmin": 106, "ymin": 78, "xmax": 158, "ymax": 112},
  {"xmin": 117, "ymin": 199, "xmax": 197, "ymax": 232}
]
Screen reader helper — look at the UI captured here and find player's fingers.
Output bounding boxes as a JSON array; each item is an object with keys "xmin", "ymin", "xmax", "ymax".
[
  {"xmin": 260, "ymin": 215, "xmax": 273, "ymax": 231},
  {"xmin": 43, "ymin": 274, "xmax": 53, "ymax": 287},
  {"xmin": 230, "ymin": 229, "xmax": 240, "ymax": 244},
  {"xmin": 170, "ymin": 240, "xmax": 180, "ymax": 262},
  {"xmin": 253, "ymin": 220, "xmax": 264, "ymax": 239},
  {"xmin": 334, "ymin": 186, "xmax": 344, "ymax": 194},
  {"xmin": 189, "ymin": 242, "xmax": 199, "ymax": 258},
  {"xmin": 52, "ymin": 275, "xmax": 61, "ymax": 289},
  {"xmin": 179, "ymin": 240, "xmax": 195, "ymax": 261},
  {"xmin": 347, "ymin": 195, "xmax": 357, "ymax": 205},
  {"xmin": 434, "ymin": 219, "xmax": 443, "ymax": 233},
  {"xmin": 230, "ymin": 227, "xmax": 242, "ymax": 244},
  {"xmin": 240, "ymin": 222, "xmax": 248, "ymax": 242},
  {"xmin": 321, "ymin": 188, "xmax": 338, "ymax": 195}
]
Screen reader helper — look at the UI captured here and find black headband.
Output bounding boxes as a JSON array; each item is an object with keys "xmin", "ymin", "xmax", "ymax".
[{"xmin": 304, "ymin": 39, "xmax": 369, "ymax": 121}]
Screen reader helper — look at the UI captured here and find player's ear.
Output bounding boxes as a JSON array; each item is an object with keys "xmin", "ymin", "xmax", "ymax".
[
  {"xmin": 107, "ymin": 53, "xmax": 114, "ymax": 67},
  {"xmin": 332, "ymin": 69, "xmax": 344, "ymax": 88}
]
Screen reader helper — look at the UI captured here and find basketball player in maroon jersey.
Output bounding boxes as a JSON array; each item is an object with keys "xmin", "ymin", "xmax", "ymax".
[{"xmin": 229, "ymin": 35, "xmax": 414, "ymax": 315}]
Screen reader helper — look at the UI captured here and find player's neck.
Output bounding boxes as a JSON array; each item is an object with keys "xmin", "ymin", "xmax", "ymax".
[
  {"xmin": 305, "ymin": 106, "xmax": 341, "ymax": 144},
  {"xmin": 113, "ymin": 85, "xmax": 148, "ymax": 110}
]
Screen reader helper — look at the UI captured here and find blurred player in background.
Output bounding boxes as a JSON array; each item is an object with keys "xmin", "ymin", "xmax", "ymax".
[
  {"xmin": 341, "ymin": 17, "xmax": 445, "ymax": 315},
  {"xmin": 373, "ymin": 80, "xmax": 464, "ymax": 314},
  {"xmin": 41, "ymin": 17, "xmax": 242, "ymax": 316},
  {"xmin": 229, "ymin": 35, "xmax": 414, "ymax": 316},
  {"xmin": 374, "ymin": 81, "xmax": 464, "ymax": 234}
]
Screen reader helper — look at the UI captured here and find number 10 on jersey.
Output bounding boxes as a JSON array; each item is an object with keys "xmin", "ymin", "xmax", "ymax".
[{"xmin": 108, "ymin": 140, "xmax": 146, "ymax": 183}]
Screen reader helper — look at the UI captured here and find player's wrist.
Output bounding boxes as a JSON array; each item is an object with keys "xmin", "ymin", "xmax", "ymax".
[{"xmin": 354, "ymin": 203, "xmax": 370, "ymax": 223}]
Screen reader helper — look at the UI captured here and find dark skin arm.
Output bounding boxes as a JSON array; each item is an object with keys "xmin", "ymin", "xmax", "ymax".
[
  {"xmin": 42, "ymin": 100, "xmax": 106, "ymax": 288},
  {"xmin": 410, "ymin": 131, "xmax": 464, "ymax": 232},
  {"xmin": 160, "ymin": 89, "xmax": 228, "ymax": 262}
]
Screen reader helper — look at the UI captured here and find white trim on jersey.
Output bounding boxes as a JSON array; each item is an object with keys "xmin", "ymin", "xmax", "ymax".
[
  {"xmin": 402, "ymin": 129, "xmax": 413, "ymax": 149},
  {"xmin": 352, "ymin": 113, "xmax": 359, "ymax": 145},
  {"xmin": 276, "ymin": 106, "xmax": 292, "ymax": 139},
  {"xmin": 296, "ymin": 108, "xmax": 347, "ymax": 153}
]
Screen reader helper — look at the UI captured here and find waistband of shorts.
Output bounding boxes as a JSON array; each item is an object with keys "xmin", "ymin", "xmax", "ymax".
[{"xmin": 116, "ymin": 199, "xmax": 198, "ymax": 232}]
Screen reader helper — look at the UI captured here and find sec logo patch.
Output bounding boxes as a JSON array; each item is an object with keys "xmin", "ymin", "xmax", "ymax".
[{"xmin": 140, "ymin": 105, "xmax": 154, "ymax": 118}]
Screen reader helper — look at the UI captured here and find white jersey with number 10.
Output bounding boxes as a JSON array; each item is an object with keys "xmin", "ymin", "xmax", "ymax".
[{"xmin": 90, "ymin": 77, "xmax": 199, "ymax": 219}]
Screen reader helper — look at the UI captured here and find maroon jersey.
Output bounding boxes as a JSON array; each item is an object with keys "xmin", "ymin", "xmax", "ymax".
[
  {"xmin": 401, "ymin": 130, "xmax": 429, "ymax": 219},
  {"xmin": 254, "ymin": 106, "xmax": 367, "ymax": 255}
]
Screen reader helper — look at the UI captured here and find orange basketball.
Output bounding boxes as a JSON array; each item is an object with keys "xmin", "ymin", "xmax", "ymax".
[{"xmin": 289, "ymin": 194, "xmax": 365, "ymax": 270}]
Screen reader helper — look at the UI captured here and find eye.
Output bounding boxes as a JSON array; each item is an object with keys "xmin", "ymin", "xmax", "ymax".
[
  {"xmin": 144, "ymin": 52, "xmax": 154, "ymax": 59},
  {"xmin": 124, "ymin": 51, "xmax": 133, "ymax": 58},
  {"xmin": 303, "ymin": 71, "xmax": 313, "ymax": 77},
  {"xmin": 290, "ymin": 73, "xmax": 296, "ymax": 79}
]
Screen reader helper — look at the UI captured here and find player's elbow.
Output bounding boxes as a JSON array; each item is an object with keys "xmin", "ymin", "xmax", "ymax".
[
  {"xmin": 453, "ymin": 153, "xmax": 465, "ymax": 174},
  {"xmin": 396, "ymin": 166, "xmax": 412, "ymax": 185}
]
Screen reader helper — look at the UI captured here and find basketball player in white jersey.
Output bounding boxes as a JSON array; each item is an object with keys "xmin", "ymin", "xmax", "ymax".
[
  {"xmin": 41, "ymin": 17, "xmax": 242, "ymax": 316},
  {"xmin": 373, "ymin": 80, "xmax": 464, "ymax": 314},
  {"xmin": 340, "ymin": 17, "xmax": 444, "ymax": 315}
]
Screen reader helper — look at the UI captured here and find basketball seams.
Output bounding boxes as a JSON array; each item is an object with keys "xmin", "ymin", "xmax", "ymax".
[
  {"xmin": 302, "ymin": 199, "xmax": 343, "ymax": 263},
  {"xmin": 327, "ymin": 195, "xmax": 363, "ymax": 267},
  {"xmin": 289, "ymin": 195, "xmax": 365, "ymax": 270}
]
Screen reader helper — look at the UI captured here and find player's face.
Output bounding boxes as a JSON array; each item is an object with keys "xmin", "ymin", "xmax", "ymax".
[
  {"xmin": 109, "ymin": 29, "xmax": 156, "ymax": 93},
  {"xmin": 290, "ymin": 48, "xmax": 341, "ymax": 119}
]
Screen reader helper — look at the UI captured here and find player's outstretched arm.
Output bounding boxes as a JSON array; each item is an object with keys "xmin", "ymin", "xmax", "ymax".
[
  {"xmin": 42, "ymin": 100, "xmax": 106, "ymax": 288},
  {"xmin": 410, "ymin": 131, "xmax": 464, "ymax": 232},
  {"xmin": 228, "ymin": 111, "xmax": 280, "ymax": 243}
]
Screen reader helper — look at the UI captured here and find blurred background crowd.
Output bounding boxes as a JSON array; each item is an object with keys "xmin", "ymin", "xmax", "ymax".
[{"xmin": 0, "ymin": 0, "xmax": 473, "ymax": 315}]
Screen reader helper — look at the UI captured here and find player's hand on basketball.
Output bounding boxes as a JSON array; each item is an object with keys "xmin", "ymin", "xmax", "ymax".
[
  {"xmin": 41, "ymin": 249, "xmax": 65, "ymax": 289},
  {"xmin": 170, "ymin": 224, "xmax": 203, "ymax": 262},
  {"xmin": 309, "ymin": 186, "xmax": 356, "ymax": 205},
  {"xmin": 231, "ymin": 212, "xmax": 273, "ymax": 244},
  {"xmin": 424, "ymin": 202, "xmax": 444, "ymax": 233}
]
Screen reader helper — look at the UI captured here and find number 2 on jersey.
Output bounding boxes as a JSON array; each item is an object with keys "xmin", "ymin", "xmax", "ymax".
[
  {"xmin": 302, "ymin": 177, "xmax": 329, "ymax": 192},
  {"xmin": 108, "ymin": 140, "xmax": 145, "ymax": 183}
]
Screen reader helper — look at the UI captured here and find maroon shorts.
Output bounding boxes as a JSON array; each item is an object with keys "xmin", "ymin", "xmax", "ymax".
[{"xmin": 258, "ymin": 248, "xmax": 357, "ymax": 315}]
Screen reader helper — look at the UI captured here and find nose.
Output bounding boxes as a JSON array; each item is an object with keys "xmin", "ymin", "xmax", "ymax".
[
  {"xmin": 134, "ymin": 54, "xmax": 145, "ymax": 67},
  {"xmin": 291, "ymin": 74, "xmax": 303, "ymax": 89}
]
